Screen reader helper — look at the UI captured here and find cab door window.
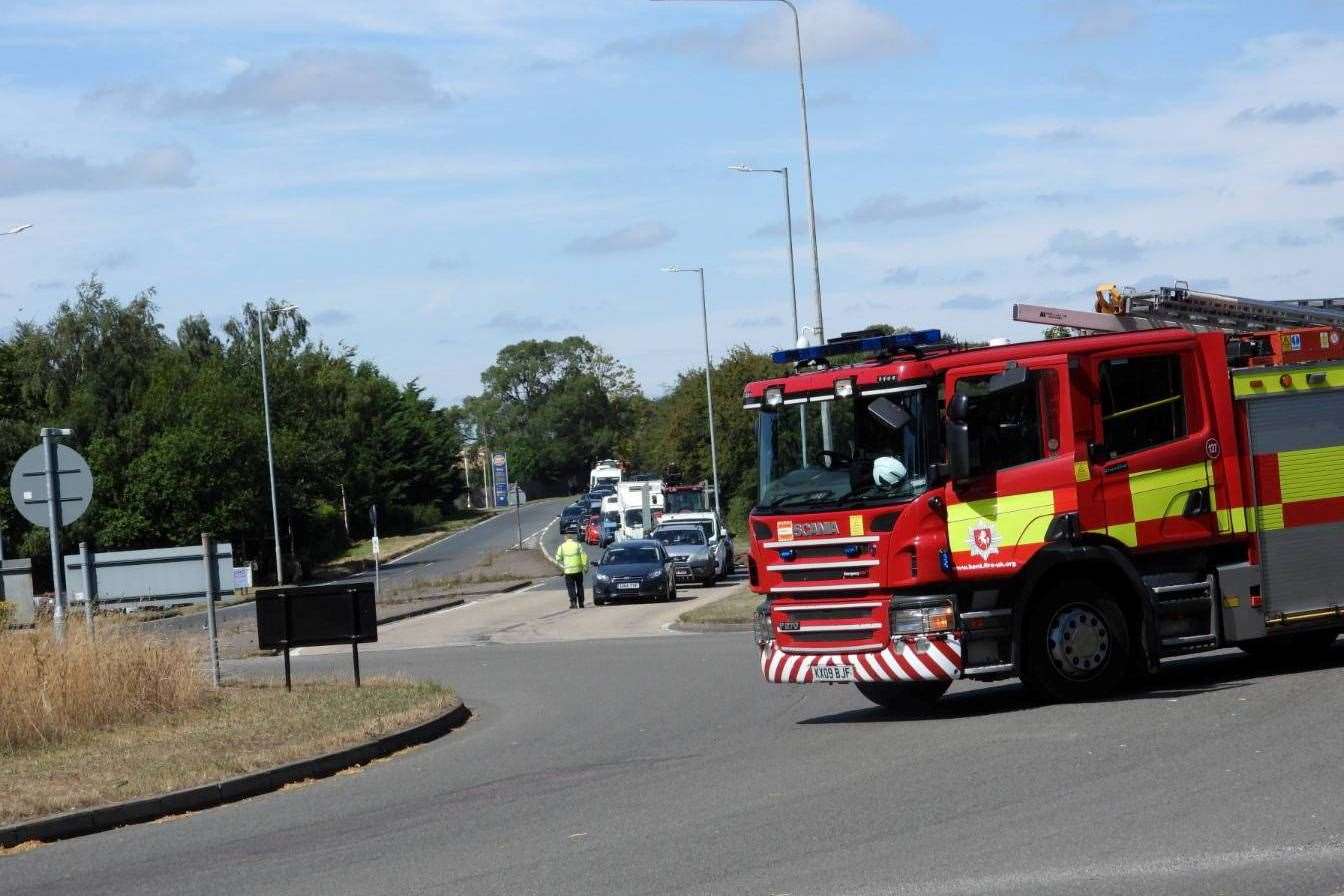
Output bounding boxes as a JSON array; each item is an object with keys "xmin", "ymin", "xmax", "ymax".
[
  {"xmin": 955, "ymin": 368, "xmax": 1061, "ymax": 476},
  {"xmin": 1097, "ymin": 355, "xmax": 1186, "ymax": 458}
]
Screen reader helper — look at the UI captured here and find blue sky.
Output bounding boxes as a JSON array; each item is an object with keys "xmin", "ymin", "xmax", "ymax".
[{"xmin": 2, "ymin": 1, "xmax": 1343, "ymax": 403}]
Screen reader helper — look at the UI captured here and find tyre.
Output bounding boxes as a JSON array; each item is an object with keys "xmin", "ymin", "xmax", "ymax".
[
  {"xmin": 703, "ymin": 570, "xmax": 717, "ymax": 587},
  {"xmin": 594, "ymin": 597, "xmax": 606, "ymax": 607},
  {"xmin": 1022, "ymin": 577, "xmax": 1132, "ymax": 702},
  {"xmin": 1240, "ymin": 630, "xmax": 1339, "ymax": 662},
  {"xmin": 855, "ymin": 680, "xmax": 949, "ymax": 713}
]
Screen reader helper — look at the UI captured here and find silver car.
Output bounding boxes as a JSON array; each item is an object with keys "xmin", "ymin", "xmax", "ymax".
[{"xmin": 651, "ymin": 525, "xmax": 721, "ymax": 586}]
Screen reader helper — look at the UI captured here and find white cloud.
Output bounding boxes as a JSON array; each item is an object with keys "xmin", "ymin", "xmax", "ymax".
[
  {"xmin": 565, "ymin": 221, "xmax": 675, "ymax": 255},
  {"xmin": 1047, "ymin": 229, "xmax": 1144, "ymax": 262},
  {"xmin": 1048, "ymin": 0, "xmax": 1142, "ymax": 41},
  {"xmin": 89, "ymin": 49, "xmax": 452, "ymax": 117},
  {"xmin": 0, "ymin": 145, "xmax": 195, "ymax": 196},
  {"xmin": 849, "ymin": 194, "xmax": 984, "ymax": 224}
]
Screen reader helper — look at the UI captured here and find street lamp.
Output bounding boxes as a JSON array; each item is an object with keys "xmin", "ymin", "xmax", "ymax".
[
  {"xmin": 651, "ymin": 0, "xmax": 824, "ymax": 342},
  {"xmin": 652, "ymin": 0, "xmax": 831, "ymax": 450},
  {"xmin": 730, "ymin": 164, "xmax": 799, "ymax": 341},
  {"xmin": 3, "ymin": 224, "xmax": 33, "ymax": 236},
  {"xmin": 662, "ymin": 266, "xmax": 723, "ymax": 520},
  {"xmin": 254, "ymin": 302, "xmax": 299, "ymax": 585},
  {"xmin": 731, "ymin": 163, "xmax": 810, "ymax": 465}
]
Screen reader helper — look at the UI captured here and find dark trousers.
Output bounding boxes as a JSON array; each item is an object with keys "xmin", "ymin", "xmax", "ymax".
[{"xmin": 565, "ymin": 572, "xmax": 585, "ymax": 607}]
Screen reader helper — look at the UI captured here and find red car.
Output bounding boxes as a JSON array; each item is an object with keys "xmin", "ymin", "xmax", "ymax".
[{"xmin": 584, "ymin": 515, "xmax": 603, "ymax": 545}]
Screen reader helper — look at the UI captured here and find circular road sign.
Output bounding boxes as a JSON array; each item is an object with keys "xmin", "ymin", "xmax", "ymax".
[{"xmin": 9, "ymin": 443, "xmax": 94, "ymax": 528}]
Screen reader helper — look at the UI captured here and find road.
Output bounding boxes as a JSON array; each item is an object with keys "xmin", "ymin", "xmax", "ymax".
[{"xmin": 9, "ymin": 552, "xmax": 1344, "ymax": 893}]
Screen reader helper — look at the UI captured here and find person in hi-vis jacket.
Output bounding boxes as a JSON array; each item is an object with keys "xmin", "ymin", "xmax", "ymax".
[{"xmin": 555, "ymin": 531, "xmax": 590, "ymax": 608}]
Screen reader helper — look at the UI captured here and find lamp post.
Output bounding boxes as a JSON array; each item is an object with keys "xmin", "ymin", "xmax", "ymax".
[
  {"xmin": 652, "ymin": 0, "xmax": 830, "ymax": 449},
  {"xmin": 651, "ymin": 0, "xmax": 824, "ymax": 340},
  {"xmin": 254, "ymin": 302, "xmax": 298, "ymax": 585},
  {"xmin": 729, "ymin": 164, "xmax": 798, "ymax": 339},
  {"xmin": 731, "ymin": 163, "xmax": 810, "ymax": 465},
  {"xmin": 3, "ymin": 224, "xmax": 33, "ymax": 236},
  {"xmin": 662, "ymin": 266, "xmax": 722, "ymax": 519}
]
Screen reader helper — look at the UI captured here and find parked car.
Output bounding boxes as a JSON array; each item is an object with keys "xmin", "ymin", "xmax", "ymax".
[
  {"xmin": 592, "ymin": 540, "xmax": 676, "ymax": 605},
  {"xmin": 559, "ymin": 503, "xmax": 587, "ymax": 534},
  {"xmin": 584, "ymin": 514, "xmax": 603, "ymax": 545},
  {"xmin": 651, "ymin": 524, "xmax": 720, "ymax": 586}
]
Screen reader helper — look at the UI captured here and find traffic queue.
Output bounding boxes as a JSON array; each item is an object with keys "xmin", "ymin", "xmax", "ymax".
[{"xmin": 554, "ymin": 461, "xmax": 735, "ymax": 606}]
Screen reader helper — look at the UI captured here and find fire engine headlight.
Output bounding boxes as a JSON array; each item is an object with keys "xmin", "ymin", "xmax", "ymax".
[
  {"xmin": 889, "ymin": 599, "xmax": 955, "ymax": 635},
  {"xmin": 834, "ymin": 377, "xmax": 854, "ymax": 399},
  {"xmin": 753, "ymin": 603, "xmax": 772, "ymax": 647},
  {"xmin": 765, "ymin": 386, "xmax": 784, "ymax": 407}
]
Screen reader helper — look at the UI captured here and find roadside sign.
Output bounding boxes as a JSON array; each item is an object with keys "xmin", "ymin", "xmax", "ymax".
[
  {"xmin": 492, "ymin": 452, "xmax": 510, "ymax": 507},
  {"xmin": 371, "ymin": 535, "xmax": 381, "ymax": 558},
  {"xmin": 9, "ymin": 442, "xmax": 93, "ymax": 528}
]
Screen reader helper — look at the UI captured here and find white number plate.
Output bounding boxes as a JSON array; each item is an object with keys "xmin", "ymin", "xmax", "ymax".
[
  {"xmin": 617, "ymin": 582, "xmax": 641, "ymax": 590},
  {"xmin": 812, "ymin": 665, "xmax": 853, "ymax": 682}
]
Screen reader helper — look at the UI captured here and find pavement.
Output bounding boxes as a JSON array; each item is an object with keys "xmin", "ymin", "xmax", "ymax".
[{"xmin": 10, "ymin": 523, "xmax": 1344, "ymax": 894}]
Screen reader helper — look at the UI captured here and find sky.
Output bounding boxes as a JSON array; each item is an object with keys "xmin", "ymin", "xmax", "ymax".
[{"xmin": 2, "ymin": 1, "xmax": 1343, "ymax": 405}]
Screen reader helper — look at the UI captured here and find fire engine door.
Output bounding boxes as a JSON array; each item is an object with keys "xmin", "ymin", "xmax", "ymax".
[{"xmin": 1087, "ymin": 346, "xmax": 1217, "ymax": 548}]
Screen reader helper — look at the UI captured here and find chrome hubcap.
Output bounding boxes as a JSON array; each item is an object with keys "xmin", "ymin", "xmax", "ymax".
[{"xmin": 1046, "ymin": 604, "xmax": 1110, "ymax": 680}]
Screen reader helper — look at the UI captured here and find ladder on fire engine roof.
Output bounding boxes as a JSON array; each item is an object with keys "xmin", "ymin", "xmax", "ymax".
[{"xmin": 1014, "ymin": 280, "xmax": 1344, "ymax": 335}]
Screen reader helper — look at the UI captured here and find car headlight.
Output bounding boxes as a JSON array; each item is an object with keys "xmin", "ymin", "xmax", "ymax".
[
  {"xmin": 646, "ymin": 569, "xmax": 665, "ymax": 580},
  {"xmin": 595, "ymin": 573, "xmax": 610, "ymax": 583}
]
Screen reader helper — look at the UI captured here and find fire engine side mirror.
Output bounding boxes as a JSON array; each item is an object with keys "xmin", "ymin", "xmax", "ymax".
[{"xmin": 944, "ymin": 393, "xmax": 973, "ymax": 481}]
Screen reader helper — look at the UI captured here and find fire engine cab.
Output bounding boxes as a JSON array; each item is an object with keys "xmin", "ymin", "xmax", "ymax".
[{"xmin": 745, "ymin": 282, "xmax": 1344, "ymax": 708}]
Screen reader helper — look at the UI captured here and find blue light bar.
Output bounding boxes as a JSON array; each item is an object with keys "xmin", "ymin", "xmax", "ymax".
[{"xmin": 771, "ymin": 328, "xmax": 943, "ymax": 365}]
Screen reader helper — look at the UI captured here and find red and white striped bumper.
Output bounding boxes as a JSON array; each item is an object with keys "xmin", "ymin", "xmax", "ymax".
[{"xmin": 759, "ymin": 636, "xmax": 962, "ymax": 683}]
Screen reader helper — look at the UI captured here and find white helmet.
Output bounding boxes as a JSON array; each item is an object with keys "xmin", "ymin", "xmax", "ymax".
[{"xmin": 873, "ymin": 456, "xmax": 907, "ymax": 487}]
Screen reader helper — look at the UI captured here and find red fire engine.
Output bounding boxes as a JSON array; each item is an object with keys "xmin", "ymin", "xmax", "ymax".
[{"xmin": 745, "ymin": 282, "xmax": 1344, "ymax": 708}]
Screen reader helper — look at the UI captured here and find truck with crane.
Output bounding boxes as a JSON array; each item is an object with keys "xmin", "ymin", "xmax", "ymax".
[{"xmin": 744, "ymin": 282, "xmax": 1344, "ymax": 708}]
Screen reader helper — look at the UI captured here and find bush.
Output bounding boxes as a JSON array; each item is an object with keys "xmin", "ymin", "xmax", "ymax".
[{"xmin": 0, "ymin": 628, "xmax": 208, "ymax": 751}]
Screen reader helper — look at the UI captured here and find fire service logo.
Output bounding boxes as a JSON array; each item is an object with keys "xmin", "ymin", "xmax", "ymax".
[{"xmin": 968, "ymin": 523, "xmax": 1001, "ymax": 562}]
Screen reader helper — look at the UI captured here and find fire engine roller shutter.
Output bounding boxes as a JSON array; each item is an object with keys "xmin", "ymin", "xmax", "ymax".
[{"xmin": 1245, "ymin": 387, "xmax": 1344, "ymax": 617}]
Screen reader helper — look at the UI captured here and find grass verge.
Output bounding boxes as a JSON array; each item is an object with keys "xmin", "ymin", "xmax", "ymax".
[
  {"xmin": 678, "ymin": 586, "xmax": 761, "ymax": 625},
  {"xmin": 329, "ymin": 510, "xmax": 489, "ymax": 565},
  {"xmin": 0, "ymin": 676, "xmax": 455, "ymax": 826}
]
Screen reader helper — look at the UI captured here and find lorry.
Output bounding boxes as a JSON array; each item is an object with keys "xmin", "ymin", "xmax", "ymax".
[
  {"xmin": 616, "ymin": 478, "xmax": 664, "ymax": 541},
  {"xmin": 590, "ymin": 459, "xmax": 624, "ymax": 491},
  {"xmin": 744, "ymin": 282, "xmax": 1344, "ymax": 709},
  {"xmin": 664, "ymin": 482, "xmax": 711, "ymax": 515}
]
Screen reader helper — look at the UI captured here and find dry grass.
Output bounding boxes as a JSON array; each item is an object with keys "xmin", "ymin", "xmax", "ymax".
[
  {"xmin": 678, "ymin": 586, "xmax": 762, "ymax": 626},
  {"xmin": 0, "ymin": 676, "xmax": 455, "ymax": 826},
  {"xmin": 0, "ymin": 627, "xmax": 207, "ymax": 751},
  {"xmin": 330, "ymin": 511, "xmax": 488, "ymax": 565}
]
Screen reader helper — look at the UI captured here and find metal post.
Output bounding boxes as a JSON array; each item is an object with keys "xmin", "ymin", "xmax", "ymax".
[
  {"xmin": 257, "ymin": 310, "xmax": 285, "ymax": 585},
  {"xmin": 641, "ymin": 484, "xmax": 652, "ymax": 534},
  {"xmin": 350, "ymin": 590, "xmax": 361, "ymax": 688},
  {"xmin": 483, "ymin": 443, "xmax": 494, "ymax": 508},
  {"xmin": 79, "ymin": 541, "xmax": 96, "ymax": 638},
  {"xmin": 340, "ymin": 483, "xmax": 350, "ymax": 537},
  {"xmin": 779, "ymin": 166, "xmax": 809, "ymax": 466},
  {"xmin": 201, "ymin": 534, "xmax": 221, "ymax": 687},
  {"xmin": 463, "ymin": 448, "xmax": 473, "ymax": 510},
  {"xmin": 372, "ymin": 518, "xmax": 381, "ymax": 605},
  {"xmin": 282, "ymin": 590, "xmax": 292, "ymax": 692},
  {"xmin": 513, "ymin": 484, "xmax": 523, "ymax": 549},
  {"xmin": 41, "ymin": 428, "xmax": 66, "ymax": 641},
  {"xmin": 696, "ymin": 270, "xmax": 724, "ymax": 520}
]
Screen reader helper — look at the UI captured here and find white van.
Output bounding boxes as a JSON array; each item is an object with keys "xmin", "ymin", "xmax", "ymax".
[
  {"xmin": 589, "ymin": 459, "xmax": 624, "ymax": 491},
  {"xmin": 616, "ymin": 480, "xmax": 664, "ymax": 541}
]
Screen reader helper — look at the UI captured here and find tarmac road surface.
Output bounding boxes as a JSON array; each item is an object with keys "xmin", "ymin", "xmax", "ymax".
[{"xmin": 10, "ymin": 567, "xmax": 1344, "ymax": 894}]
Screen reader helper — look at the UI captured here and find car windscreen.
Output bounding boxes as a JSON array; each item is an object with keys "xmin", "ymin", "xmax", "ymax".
[
  {"xmin": 603, "ymin": 547, "xmax": 660, "ymax": 565},
  {"xmin": 653, "ymin": 528, "xmax": 705, "ymax": 546}
]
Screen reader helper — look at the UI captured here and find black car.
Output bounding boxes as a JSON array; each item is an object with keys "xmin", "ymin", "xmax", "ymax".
[
  {"xmin": 559, "ymin": 503, "xmax": 587, "ymax": 534},
  {"xmin": 592, "ymin": 540, "xmax": 677, "ymax": 605}
]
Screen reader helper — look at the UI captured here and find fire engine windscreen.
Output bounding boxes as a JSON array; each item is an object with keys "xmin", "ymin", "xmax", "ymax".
[{"xmin": 756, "ymin": 386, "xmax": 931, "ymax": 510}]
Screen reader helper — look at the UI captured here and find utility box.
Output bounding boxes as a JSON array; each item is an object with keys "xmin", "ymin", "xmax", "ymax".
[{"xmin": 0, "ymin": 559, "xmax": 34, "ymax": 625}]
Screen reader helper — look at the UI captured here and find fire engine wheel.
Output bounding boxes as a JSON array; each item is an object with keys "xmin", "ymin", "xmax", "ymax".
[
  {"xmin": 1023, "ymin": 579, "xmax": 1131, "ymax": 702},
  {"xmin": 854, "ymin": 681, "xmax": 949, "ymax": 713}
]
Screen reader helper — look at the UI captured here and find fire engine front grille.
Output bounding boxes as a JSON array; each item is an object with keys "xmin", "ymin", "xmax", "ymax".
[{"xmin": 773, "ymin": 600, "xmax": 888, "ymax": 653}]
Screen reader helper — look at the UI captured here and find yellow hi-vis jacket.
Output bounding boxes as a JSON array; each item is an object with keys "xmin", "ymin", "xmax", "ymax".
[{"xmin": 555, "ymin": 539, "xmax": 589, "ymax": 575}]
